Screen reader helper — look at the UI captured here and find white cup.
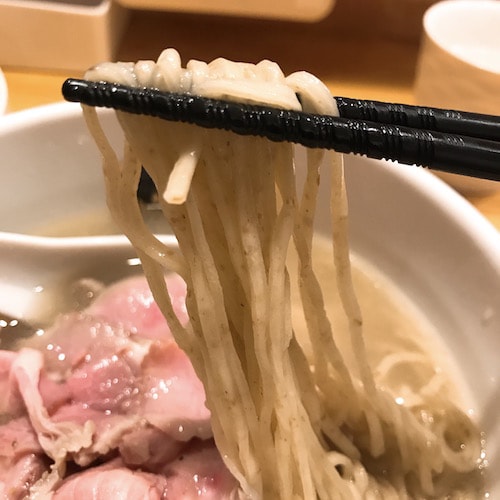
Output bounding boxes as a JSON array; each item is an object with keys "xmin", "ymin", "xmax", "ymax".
[{"xmin": 414, "ymin": 0, "xmax": 500, "ymax": 195}]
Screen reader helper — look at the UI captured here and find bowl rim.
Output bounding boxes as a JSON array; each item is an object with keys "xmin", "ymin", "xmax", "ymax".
[
  {"xmin": 423, "ymin": 0, "xmax": 500, "ymax": 74},
  {"xmin": 0, "ymin": 101, "xmax": 81, "ymax": 131},
  {"xmin": 1, "ymin": 101, "xmax": 499, "ymax": 269}
]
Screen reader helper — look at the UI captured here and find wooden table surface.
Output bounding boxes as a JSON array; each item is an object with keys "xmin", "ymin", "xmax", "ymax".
[{"xmin": 2, "ymin": 7, "xmax": 500, "ymax": 231}]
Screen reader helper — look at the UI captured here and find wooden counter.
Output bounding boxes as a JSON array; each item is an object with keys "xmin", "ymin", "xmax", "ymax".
[{"xmin": 2, "ymin": 7, "xmax": 500, "ymax": 231}]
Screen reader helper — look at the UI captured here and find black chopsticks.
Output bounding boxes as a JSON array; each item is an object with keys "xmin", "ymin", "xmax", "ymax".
[{"xmin": 62, "ymin": 78, "xmax": 500, "ymax": 182}]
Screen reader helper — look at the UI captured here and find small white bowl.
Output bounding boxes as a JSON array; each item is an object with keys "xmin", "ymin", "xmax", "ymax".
[
  {"xmin": 414, "ymin": 0, "xmax": 500, "ymax": 195},
  {"xmin": 0, "ymin": 103, "xmax": 499, "ymax": 495}
]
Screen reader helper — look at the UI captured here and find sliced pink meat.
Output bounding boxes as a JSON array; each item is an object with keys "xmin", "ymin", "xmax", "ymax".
[
  {"xmin": 0, "ymin": 416, "xmax": 48, "ymax": 499},
  {"xmin": 140, "ymin": 342, "xmax": 212, "ymax": 441},
  {"xmin": 0, "ymin": 416, "xmax": 43, "ymax": 459},
  {"xmin": 39, "ymin": 324, "xmax": 211, "ymax": 464},
  {"xmin": 38, "ymin": 372, "xmax": 72, "ymax": 414},
  {"xmin": 52, "ymin": 441, "xmax": 239, "ymax": 500},
  {"xmin": 57, "ymin": 319, "xmax": 211, "ymax": 442},
  {"xmin": 12, "ymin": 349, "xmax": 94, "ymax": 466},
  {"xmin": 52, "ymin": 459, "xmax": 169, "ymax": 500},
  {"xmin": 87, "ymin": 273, "xmax": 188, "ymax": 341},
  {"xmin": 0, "ymin": 453, "xmax": 48, "ymax": 500},
  {"xmin": 66, "ymin": 350, "xmax": 139, "ymax": 413},
  {"xmin": 0, "ymin": 273, "xmax": 237, "ymax": 499},
  {"xmin": 0, "ymin": 350, "xmax": 24, "ymax": 416},
  {"xmin": 50, "ymin": 403, "xmax": 187, "ymax": 469},
  {"xmin": 160, "ymin": 440, "xmax": 239, "ymax": 499},
  {"xmin": 34, "ymin": 313, "xmax": 143, "ymax": 377},
  {"xmin": 50, "ymin": 404, "xmax": 140, "ymax": 467},
  {"xmin": 119, "ymin": 425, "xmax": 186, "ymax": 469}
]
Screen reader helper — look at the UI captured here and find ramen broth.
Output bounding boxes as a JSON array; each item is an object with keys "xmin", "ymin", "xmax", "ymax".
[
  {"xmin": 25, "ymin": 210, "xmax": 476, "ymax": 413},
  {"xmin": 34, "ymin": 205, "xmax": 170, "ymax": 238},
  {"xmin": 23, "ymin": 221, "xmax": 476, "ymax": 407},
  {"xmin": 34, "ymin": 207, "xmax": 121, "ymax": 237},
  {"xmin": 291, "ymin": 234, "xmax": 469, "ymax": 406},
  {"xmin": 294, "ymin": 236, "xmax": 484, "ymax": 495},
  {"xmin": 4, "ymin": 227, "xmax": 484, "ymax": 496}
]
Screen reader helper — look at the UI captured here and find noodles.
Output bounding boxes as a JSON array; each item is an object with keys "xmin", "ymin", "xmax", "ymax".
[{"xmin": 83, "ymin": 49, "xmax": 484, "ymax": 498}]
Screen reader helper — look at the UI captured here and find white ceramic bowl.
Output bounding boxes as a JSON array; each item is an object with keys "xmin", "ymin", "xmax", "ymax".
[
  {"xmin": 0, "ymin": 102, "xmax": 499, "ymax": 495},
  {"xmin": 414, "ymin": 0, "xmax": 500, "ymax": 195}
]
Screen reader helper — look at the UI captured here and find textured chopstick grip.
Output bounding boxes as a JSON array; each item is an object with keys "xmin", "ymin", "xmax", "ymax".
[
  {"xmin": 62, "ymin": 79, "xmax": 500, "ymax": 181},
  {"xmin": 335, "ymin": 97, "xmax": 500, "ymax": 142}
]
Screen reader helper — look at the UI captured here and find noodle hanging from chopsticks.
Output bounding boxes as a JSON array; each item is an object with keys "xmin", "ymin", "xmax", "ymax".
[{"xmin": 82, "ymin": 48, "xmax": 483, "ymax": 499}]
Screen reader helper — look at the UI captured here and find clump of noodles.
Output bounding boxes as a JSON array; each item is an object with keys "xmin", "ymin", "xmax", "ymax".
[{"xmin": 83, "ymin": 49, "xmax": 484, "ymax": 498}]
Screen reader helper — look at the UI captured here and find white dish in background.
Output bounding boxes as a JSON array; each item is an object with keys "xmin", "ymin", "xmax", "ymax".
[
  {"xmin": 0, "ymin": 103, "xmax": 499, "ymax": 495},
  {"xmin": 0, "ymin": 67, "xmax": 7, "ymax": 114},
  {"xmin": 0, "ymin": 0, "xmax": 129, "ymax": 72},
  {"xmin": 414, "ymin": 0, "xmax": 500, "ymax": 195}
]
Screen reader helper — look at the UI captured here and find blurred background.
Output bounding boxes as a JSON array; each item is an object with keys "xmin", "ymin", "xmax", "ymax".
[
  {"xmin": 1, "ymin": 0, "xmax": 439, "ymax": 106},
  {"xmin": 0, "ymin": 0, "xmax": 499, "ymax": 225}
]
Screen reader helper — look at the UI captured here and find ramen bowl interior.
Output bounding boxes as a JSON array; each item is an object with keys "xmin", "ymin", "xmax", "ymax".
[{"xmin": 1, "ymin": 102, "xmax": 500, "ymax": 494}]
